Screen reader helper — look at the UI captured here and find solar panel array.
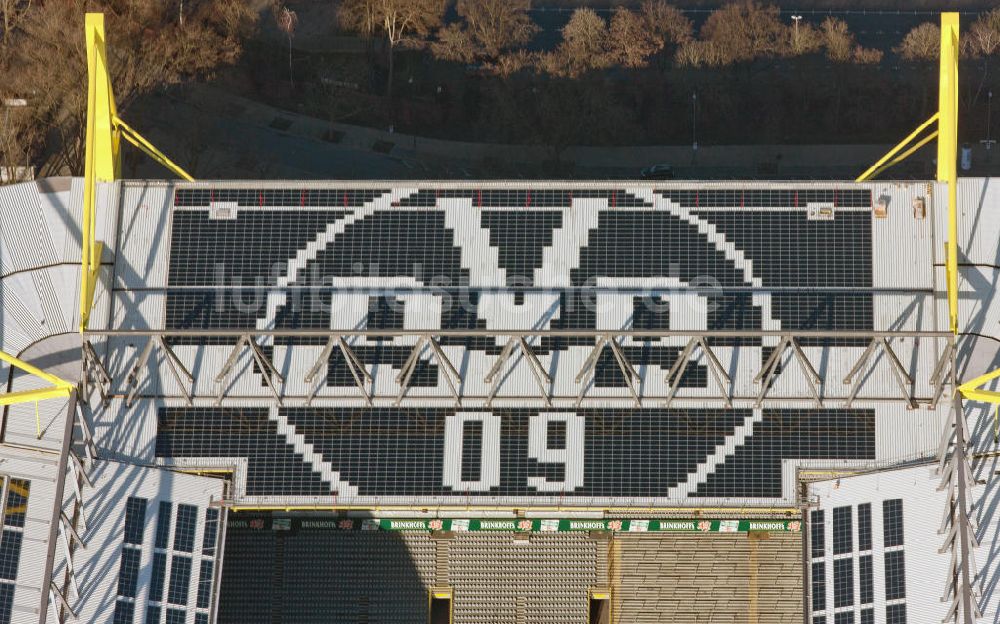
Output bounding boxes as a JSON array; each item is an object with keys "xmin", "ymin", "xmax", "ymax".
[
  {"xmin": 0, "ymin": 480, "xmax": 29, "ymax": 624},
  {"xmin": 156, "ymin": 407, "xmax": 874, "ymax": 500},
  {"xmin": 810, "ymin": 499, "xmax": 909, "ymax": 624},
  {"xmin": 143, "ymin": 183, "xmax": 919, "ymax": 506}
]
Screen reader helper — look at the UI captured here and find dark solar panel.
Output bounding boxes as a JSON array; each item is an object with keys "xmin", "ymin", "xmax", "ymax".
[
  {"xmin": 167, "ymin": 210, "xmax": 349, "ymax": 287},
  {"xmin": 833, "ymin": 558, "xmax": 853, "ymax": 608},
  {"xmin": 0, "ymin": 583, "xmax": 12, "ymax": 624},
  {"xmin": 857, "ymin": 503, "xmax": 872, "ymax": 551},
  {"xmin": 883, "ymin": 499, "xmax": 904, "ymax": 547},
  {"xmin": 157, "ymin": 406, "xmax": 876, "ymax": 500},
  {"xmin": 460, "ymin": 421, "xmax": 483, "ymax": 482},
  {"xmin": 859, "ymin": 555, "xmax": 874, "ymax": 604},
  {"xmin": 168, "ymin": 556, "xmax": 192, "ymax": 606},
  {"xmin": 810, "ymin": 510, "xmax": 825, "ymax": 559},
  {"xmin": 691, "ymin": 210, "xmax": 872, "ymax": 288},
  {"xmin": 834, "ymin": 612, "xmax": 855, "ymax": 624},
  {"xmin": 811, "ymin": 561, "xmax": 825, "ymax": 612},
  {"xmin": 173, "ymin": 188, "xmax": 388, "ymax": 208},
  {"xmin": 144, "ymin": 605, "xmax": 160, "ymax": 624},
  {"xmin": 117, "ymin": 548, "xmax": 141, "ymax": 598},
  {"xmin": 861, "ymin": 608, "xmax": 874, "ymax": 624},
  {"xmin": 164, "ymin": 188, "xmax": 879, "ymax": 359},
  {"xmin": 202, "ymin": 509, "xmax": 219, "ymax": 556},
  {"xmin": 123, "ymin": 497, "xmax": 147, "ymax": 546},
  {"xmin": 885, "ymin": 551, "xmax": 906, "ymax": 600},
  {"xmin": 195, "ymin": 614, "xmax": 209, "ymax": 624},
  {"xmin": 833, "ymin": 506, "xmax": 853, "ymax": 555},
  {"xmin": 173, "ymin": 505, "xmax": 198, "ymax": 553},
  {"xmin": 886, "ymin": 604, "xmax": 907, "ymax": 624},
  {"xmin": 695, "ymin": 411, "xmax": 875, "ymax": 498},
  {"xmin": 157, "ymin": 409, "xmax": 330, "ymax": 496},
  {"xmin": 481, "ymin": 211, "xmax": 563, "ymax": 287},
  {"xmin": 0, "ymin": 531, "xmax": 22, "ymax": 581},
  {"xmin": 547, "ymin": 421, "xmax": 567, "ymax": 450},
  {"xmin": 286, "ymin": 408, "xmax": 745, "ymax": 498},
  {"xmin": 3, "ymin": 480, "xmax": 29, "ymax": 528},
  {"xmin": 197, "ymin": 560, "xmax": 214, "ymax": 609},
  {"xmin": 150, "ymin": 552, "xmax": 167, "ymax": 602},
  {"xmin": 155, "ymin": 502, "xmax": 172, "ymax": 550},
  {"xmin": 166, "ymin": 608, "xmax": 186, "ymax": 624},
  {"xmin": 113, "ymin": 599, "xmax": 134, "ymax": 624},
  {"xmin": 661, "ymin": 189, "xmax": 871, "ymax": 208}
]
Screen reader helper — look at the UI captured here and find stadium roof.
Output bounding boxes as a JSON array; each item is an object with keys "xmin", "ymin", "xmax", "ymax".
[{"xmin": 2, "ymin": 176, "xmax": 1000, "ymax": 622}]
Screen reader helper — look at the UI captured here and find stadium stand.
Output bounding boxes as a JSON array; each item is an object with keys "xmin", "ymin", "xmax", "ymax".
[
  {"xmin": 4, "ymin": 175, "xmax": 982, "ymax": 622},
  {"xmin": 1, "ymin": 11, "xmax": 993, "ymax": 624}
]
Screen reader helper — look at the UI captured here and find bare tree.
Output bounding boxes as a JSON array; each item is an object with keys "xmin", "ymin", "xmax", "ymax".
[
  {"xmin": 340, "ymin": 0, "xmax": 445, "ymax": 99},
  {"xmin": 431, "ymin": 22, "xmax": 475, "ymax": 63},
  {"xmin": 0, "ymin": 0, "xmax": 256, "ymax": 175},
  {"xmin": 0, "ymin": 0, "xmax": 30, "ymax": 45},
  {"xmin": 639, "ymin": 0, "xmax": 692, "ymax": 49},
  {"xmin": 700, "ymin": 1, "xmax": 787, "ymax": 64},
  {"xmin": 0, "ymin": 100, "xmax": 37, "ymax": 183},
  {"xmin": 896, "ymin": 22, "xmax": 940, "ymax": 61},
  {"xmin": 339, "ymin": 0, "xmax": 380, "ymax": 39},
  {"xmin": 608, "ymin": 8, "xmax": 661, "ymax": 68},
  {"xmin": 966, "ymin": 8, "xmax": 1000, "ymax": 58},
  {"xmin": 431, "ymin": 0, "xmax": 537, "ymax": 64},
  {"xmin": 821, "ymin": 17, "xmax": 853, "ymax": 62},
  {"xmin": 852, "ymin": 45, "xmax": 883, "ymax": 65},
  {"xmin": 456, "ymin": 0, "xmax": 537, "ymax": 59},
  {"xmin": 484, "ymin": 49, "xmax": 538, "ymax": 77},
  {"xmin": 544, "ymin": 8, "xmax": 611, "ymax": 78},
  {"xmin": 965, "ymin": 8, "xmax": 1000, "ymax": 106},
  {"xmin": 675, "ymin": 39, "xmax": 725, "ymax": 67},
  {"xmin": 788, "ymin": 20, "xmax": 822, "ymax": 56},
  {"xmin": 273, "ymin": 3, "xmax": 298, "ymax": 87}
]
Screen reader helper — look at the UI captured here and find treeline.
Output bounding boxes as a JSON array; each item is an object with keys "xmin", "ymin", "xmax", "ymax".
[
  {"xmin": 337, "ymin": 0, "xmax": 1000, "ymax": 85},
  {"xmin": 0, "ymin": 0, "xmax": 257, "ymax": 179}
]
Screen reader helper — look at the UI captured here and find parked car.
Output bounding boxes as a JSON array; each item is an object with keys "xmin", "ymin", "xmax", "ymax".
[{"xmin": 640, "ymin": 164, "xmax": 674, "ymax": 179}]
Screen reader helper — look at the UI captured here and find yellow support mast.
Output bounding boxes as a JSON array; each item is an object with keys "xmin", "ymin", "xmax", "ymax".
[
  {"xmin": 856, "ymin": 13, "xmax": 960, "ymax": 335},
  {"xmin": 1, "ymin": 13, "xmax": 194, "ymax": 408},
  {"xmin": 0, "ymin": 350, "xmax": 74, "ymax": 408},
  {"xmin": 939, "ymin": 13, "xmax": 960, "ymax": 336},
  {"xmin": 79, "ymin": 12, "xmax": 194, "ymax": 333},
  {"xmin": 80, "ymin": 13, "xmax": 116, "ymax": 333}
]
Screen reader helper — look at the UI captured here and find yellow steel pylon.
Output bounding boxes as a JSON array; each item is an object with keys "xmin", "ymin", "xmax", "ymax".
[
  {"xmin": 0, "ymin": 350, "xmax": 74, "ymax": 408},
  {"xmin": 856, "ymin": 13, "xmax": 960, "ymax": 335},
  {"xmin": 1, "ymin": 13, "xmax": 194, "ymax": 407},
  {"xmin": 79, "ymin": 13, "xmax": 194, "ymax": 333}
]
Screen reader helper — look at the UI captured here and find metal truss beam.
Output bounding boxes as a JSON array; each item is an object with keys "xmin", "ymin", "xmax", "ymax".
[
  {"xmin": 937, "ymin": 393, "xmax": 980, "ymax": 623},
  {"xmin": 215, "ymin": 334, "xmax": 284, "ymax": 405},
  {"xmin": 0, "ymin": 349, "xmax": 75, "ymax": 408},
  {"xmin": 125, "ymin": 337, "xmax": 193, "ymax": 408},
  {"xmin": 753, "ymin": 337, "xmax": 822, "ymax": 408},
  {"xmin": 486, "ymin": 337, "xmax": 552, "ymax": 407},
  {"xmin": 82, "ymin": 329, "xmax": 950, "ymax": 407},
  {"xmin": 842, "ymin": 338, "xmax": 917, "ymax": 410}
]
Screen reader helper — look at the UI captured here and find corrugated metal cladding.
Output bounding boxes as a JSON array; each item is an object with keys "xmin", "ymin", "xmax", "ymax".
[
  {"xmin": 47, "ymin": 461, "xmax": 225, "ymax": 624},
  {"xmin": 807, "ymin": 464, "xmax": 989, "ymax": 623}
]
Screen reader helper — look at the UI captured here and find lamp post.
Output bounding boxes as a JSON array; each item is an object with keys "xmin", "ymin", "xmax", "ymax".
[
  {"xmin": 1, "ymin": 98, "xmax": 28, "ymax": 184},
  {"xmin": 791, "ymin": 15, "xmax": 803, "ymax": 50},
  {"xmin": 692, "ymin": 92, "xmax": 698, "ymax": 153},
  {"xmin": 982, "ymin": 91, "xmax": 996, "ymax": 162}
]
